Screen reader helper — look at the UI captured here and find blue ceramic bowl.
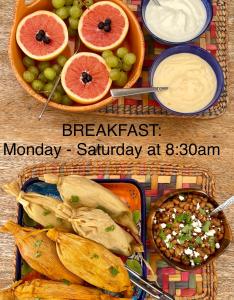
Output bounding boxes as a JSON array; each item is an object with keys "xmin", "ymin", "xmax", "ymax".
[
  {"xmin": 141, "ymin": 0, "xmax": 213, "ymax": 45},
  {"xmin": 149, "ymin": 45, "xmax": 224, "ymax": 115}
]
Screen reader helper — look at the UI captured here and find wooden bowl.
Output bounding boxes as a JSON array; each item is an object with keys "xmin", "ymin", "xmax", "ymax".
[
  {"xmin": 9, "ymin": 0, "xmax": 145, "ymax": 113},
  {"xmin": 147, "ymin": 189, "xmax": 232, "ymax": 271}
]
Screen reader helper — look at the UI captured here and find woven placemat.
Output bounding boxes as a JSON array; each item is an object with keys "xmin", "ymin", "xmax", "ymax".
[
  {"xmin": 96, "ymin": 0, "xmax": 228, "ymax": 118},
  {"xmin": 14, "ymin": 162, "xmax": 217, "ymax": 299}
]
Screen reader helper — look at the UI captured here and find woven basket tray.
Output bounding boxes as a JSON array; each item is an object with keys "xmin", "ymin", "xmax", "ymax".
[
  {"xmin": 12, "ymin": 162, "xmax": 217, "ymax": 300},
  {"xmin": 95, "ymin": 0, "xmax": 228, "ymax": 118}
]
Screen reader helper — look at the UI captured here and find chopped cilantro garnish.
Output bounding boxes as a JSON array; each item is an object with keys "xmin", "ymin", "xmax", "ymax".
[
  {"xmin": 62, "ymin": 279, "xmax": 71, "ymax": 285},
  {"xmin": 175, "ymin": 213, "xmax": 191, "ymax": 224},
  {"xmin": 166, "ymin": 224, "xmax": 172, "ymax": 229},
  {"xmin": 194, "ymin": 257, "xmax": 202, "ymax": 265},
  {"xmin": 178, "ymin": 233, "xmax": 192, "ymax": 244},
  {"xmin": 168, "ymin": 242, "xmax": 174, "ymax": 249},
  {"xmin": 43, "ymin": 209, "xmax": 51, "ymax": 216},
  {"xmin": 159, "ymin": 229, "xmax": 166, "ymax": 240},
  {"xmin": 34, "ymin": 240, "xmax": 43, "ymax": 248},
  {"xmin": 109, "ymin": 266, "xmax": 119, "ymax": 277},
  {"xmin": 195, "ymin": 237, "xmax": 202, "ymax": 245},
  {"xmin": 209, "ymin": 237, "xmax": 215, "ymax": 250},
  {"xmin": 202, "ymin": 221, "xmax": 211, "ymax": 233},
  {"xmin": 181, "ymin": 224, "xmax": 193, "ymax": 234},
  {"xmin": 199, "ymin": 208, "xmax": 206, "ymax": 216},
  {"xmin": 35, "ymin": 251, "xmax": 42, "ymax": 258},
  {"xmin": 105, "ymin": 225, "xmax": 115, "ymax": 232}
]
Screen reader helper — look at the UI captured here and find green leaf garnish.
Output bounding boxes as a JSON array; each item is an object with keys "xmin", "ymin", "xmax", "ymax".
[
  {"xmin": 159, "ymin": 229, "xmax": 166, "ymax": 240},
  {"xmin": 126, "ymin": 259, "xmax": 142, "ymax": 275},
  {"xmin": 166, "ymin": 224, "xmax": 172, "ymax": 229},
  {"xmin": 194, "ymin": 257, "xmax": 202, "ymax": 265},
  {"xmin": 34, "ymin": 240, "xmax": 43, "ymax": 248},
  {"xmin": 62, "ymin": 279, "xmax": 71, "ymax": 285},
  {"xmin": 133, "ymin": 210, "xmax": 141, "ymax": 225},
  {"xmin": 105, "ymin": 225, "xmax": 115, "ymax": 232},
  {"xmin": 199, "ymin": 208, "xmax": 206, "ymax": 216},
  {"xmin": 70, "ymin": 195, "xmax": 80, "ymax": 204},
  {"xmin": 181, "ymin": 224, "xmax": 193, "ymax": 234},
  {"xmin": 109, "ymin": 266, "xmax": 119, "ymax": 277},
  {"xmin": 202, "ymin": 221, "xmax": 211, "ymax": 233},
  {"xmin": 175, "ymin": 213, "xmax": 191, "ymax": 224},
  {"xmin": 209, "ymin": 237, "xmax": 215, "ymax": 250},
  {"xmin": 178, "ymin": 234, "xmax": 192, "ymax": 244},
  {"xmin": 43, "ymin": 209, "xmax": 51, "ymax": 216},
  {"xmin": 195, "ymin": 237, "xmax": 202, "ymax": 245}
]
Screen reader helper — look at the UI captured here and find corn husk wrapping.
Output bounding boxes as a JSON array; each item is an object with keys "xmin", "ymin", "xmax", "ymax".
[
  {"xmin": 0, "ymin": 279, "xmax": 131, "ymax": 300},
  {"xmin": 0, "ymin": 221, "xmax": 82, "ymax": 284},
  {"xmin": 47, "ymin": 229, "xmax": 131, "ymax": 293},
  {"xmin": 3, "ymin": 181, "xmax": 72, "ymax": 231},
  {"xmin": 41, "ymin": 175, "xmax": 138, "ymax": 235},
  {"xmin": 56, "ymin": 205, "xmax": 143, "ymax": 256}
]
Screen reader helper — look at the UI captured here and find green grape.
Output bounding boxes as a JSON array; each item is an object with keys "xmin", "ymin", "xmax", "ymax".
[
  {"xmin": 84, "ymin": 0, "xmax": 93, "ymax": 7},
  {"xmin": 109, "ymin": 69, "xmax": 121, "ymax": 81},
  {"xmin": 23, "ymin": 56, "xmax": 35, "ymax": 67},
  {"xmin": 65, "ymin": 0, "xmax": 73, "ymax": 5},
  {"xmin": 52, "ymin": 91, "xmax": 62, "ymax": 103},
  {"xmin": 44, "ymin": 67, "xmax": 57, "ymax": 81},
  {"xmin": 52, "ymin": 0, "xmax": 66, "ymax": 9},
  {"xmin": 62, "ymin": 95, "xmax": 74, "ymax": 105},
  {"xmin": 38, "ymin": 61, "xmax": 50, "ymax": 72},
  {"xmin": 68, "ymin": 26, "xmax": 77, "ymax": 37},
  {"xmin": 52, "ymin": 64, "xmax": 62, "ymax": 74},
  {"xmin": 38, "ymin": 72, "xmax": 48, "ymax": 83},
  {"xmin": 115, "ymin": 71, "xmax": 128, "ymax": 87},
  {"xmin": 116, "ymin": 47, "xmax": 129, "ymax": 59},
  {"xmin": 56, "ymin": 7, "xmax": 70, "ymax": 19},
  {"xmin": 43, "ymin": 82, "xmax": 54, "ymax": 96},
  {"xmin": 122, "ymin": 63, "xmax": 132, "ymax": 72},
  {"xmin": 69, "ymin": 17, "xmax": 79, "ymax": 29},
  {"xmin": 116, "ymin": 58, "xmax": 123, "ymax": 70},
  {"xmin": 102, "ymin": 50, "xmax": 113, "ymax": 59},
  {"xmin": 73, "ymin": 0, "xmax": 83, "ymax": 7},
  {"xmin": 57, "ymin": 55, "xmax": 68, "ymax": 67},
  {"xmin": 123, "ymin": 53, "xmax": 136, "ymax": 65},
  {"xmin": 105, "ymin": 56, "xmax": 119, "ymax": 68},
  {"xmin": 23, "ymin": 70, "xmax": 35, "ymax": 83},
  {"xmin": 28, "ymin": 66, "xmax": 39, "ymax": 77},
  {"xmin": 56, "ymin": 83, "xmax": 65, "ymax": 94},
  {"xmin": 70, "ymin": 5, "xmax": 82, "ymax": 18},
  {"xmin": 32, "ymin": 80, "xmax": 44, "ymax": 92}
]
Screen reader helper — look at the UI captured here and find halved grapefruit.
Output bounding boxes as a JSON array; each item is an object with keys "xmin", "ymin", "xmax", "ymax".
[
  {"xmin": 61, "ymin": 52, "xmax": 112, "ymax": 104},
  {"xmin": 16, "ymin": 11, "xmax": 68, "ymax": 61},
  {"xmin": 78, "ymin": 1, "xmax": 129, "ymax": 52}
]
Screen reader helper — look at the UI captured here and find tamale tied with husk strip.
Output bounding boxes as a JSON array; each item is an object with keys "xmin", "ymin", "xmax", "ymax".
[
  {"xmin": 41, "ymin": 174, "xmax": 138, "ymax": 235},
  {"xmin": 2, "ymin": 181, "xmax": 72, "ymax": 231},
  {"xmin": 0, "ymin": 221, "xmax": 83, "ymax": 284},
  {"xmin": 47, "ymin": 229, "xmax": 132, "ymax": 294},
  {"xmin": 0, "ymin": 279, "xmax": 132, "ymax": 299}
]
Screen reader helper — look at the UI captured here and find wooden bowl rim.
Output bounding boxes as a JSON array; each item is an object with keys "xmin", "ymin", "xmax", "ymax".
[
  {"xmin": 9, "ymin": 0, "xmax": 145, "ymax": 113},
  {"xmin": 147, "ymin": 188, "xmax": 233, "ymax": 272}
]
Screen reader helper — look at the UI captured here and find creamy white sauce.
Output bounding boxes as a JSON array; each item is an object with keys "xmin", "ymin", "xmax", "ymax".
[
  {"xmin": 153, "ymin": 53, "xmax": 217, "ymax": 113},
  {"xmin": 145, "ymin": 0, "xmax": 207, "ymax": 42}
]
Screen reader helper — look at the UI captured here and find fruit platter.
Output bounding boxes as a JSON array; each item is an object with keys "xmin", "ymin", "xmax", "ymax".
[{"xmin": 10, "ymin": 0, "xmax": 144, "ymax": 112}]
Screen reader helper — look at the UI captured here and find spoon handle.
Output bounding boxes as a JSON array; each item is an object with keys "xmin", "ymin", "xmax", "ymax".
[
  {"xmin": 210, "ymin": 196, "xmax": 234, "ymax": 216},
  {"xmin": 111, "ymin": 87, "xmax": 168, "ymax": 98}
]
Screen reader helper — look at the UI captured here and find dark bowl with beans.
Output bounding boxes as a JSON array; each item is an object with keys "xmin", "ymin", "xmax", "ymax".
[{"xmin": 147, "ymin": 189, "xmax": 232, "ymax": 271}]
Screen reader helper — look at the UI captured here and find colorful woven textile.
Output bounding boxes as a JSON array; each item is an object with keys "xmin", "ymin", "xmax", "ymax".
[
  {"xmin": 16, "ymin": 162, "xmax": 217, "ymax": 300},
  {"xmin": 97, "ymin": 0, "xmax": 228, "ymax": 118}
]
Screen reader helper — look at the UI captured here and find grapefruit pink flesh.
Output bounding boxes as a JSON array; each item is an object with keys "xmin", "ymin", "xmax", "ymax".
[
  {"xmin": 16, "ymin": 11, "xmax": 68, "ymax": 61},
  {"xmin": 78, "ymin": 1, "xmax": 129, "ymax": 51},
  {"xmin": 61, "ymin": 53, "xmax": 112, "ymax": 104}
]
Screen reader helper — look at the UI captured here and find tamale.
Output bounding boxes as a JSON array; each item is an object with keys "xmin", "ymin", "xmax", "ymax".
[
  {"xmin": 56, "ymin": 205, "xmax": 143, "ymax": 256},
  {"xmin": 41, "ymin": 174, "xmax": 138, "ymax": 234},
  {"xmin": 47, "ymin": 229, "xmax": 131, "ymax": 293},
  {"xmin": 0, "ymin": 279, "xmax": 131, "ymax": 300},
  {"xmin": 0, "ymin": 221, "xmax": 82, "ymax": 284},
  {"xmin": 3, "ymin": 181, "xmax": 72, "ymax": 230}
]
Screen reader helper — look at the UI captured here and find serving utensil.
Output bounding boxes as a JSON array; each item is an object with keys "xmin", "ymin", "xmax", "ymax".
[
  {"xmin": 153, "ymin": 0, "xmax": 161, "ymax": 5},
  {"xmin": 210, "ymin": 196, "xmax": 234, "ymax": 216},
  {"xmin": 111, "ymin": 87, "xmax": 168, "ymax": 98},
  {"xmin": 126, "ymin": 266, "xmax": 174, "ymax": 300}
]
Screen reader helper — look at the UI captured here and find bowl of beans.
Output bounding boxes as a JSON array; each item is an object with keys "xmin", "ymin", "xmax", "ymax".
[{"xmin": 147, "ymin": 189, "xmax": 232, "ymax": 271}]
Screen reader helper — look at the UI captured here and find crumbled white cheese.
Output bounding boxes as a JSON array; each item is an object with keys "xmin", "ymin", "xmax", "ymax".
[
  {"xmin": 197, "ymin": 220, "xmax": 202, "ymax": 227},
  {"xmin": 204, "ymin": 255, "xmax": 208, "ymax": 260},
  {"xmin": 172, "ymin": 213, "xmax": 176, "ymax": 219},
  {"xmin": 165, "ymin": 234, "xmax": 172, "ymax": 241},
  {"xmin": 194, "ymin": 251, "xmax": 200, "ymax": 258},
  {"xmin": 179, "ymin": 224, "xmax": 184, "ymax": 228},
  {"xmin": 190, "ymin": 260, "xmax": 195, "ymax": 267},
  {"xmin": 161, "ymin": 223, "xmax": 166, "ymax": 229},
  {"xmin": 206, "ymin": 210, "xmax": 209, "ymax": 213},
  {"xmin": 193, "ymin": 232, "xmax": 198, "ymax": 236},
  {"xmin": 191, "ymin": 215, "xmax": 196, "ymax": 220},
  {"xmin": 159, "ymin": 208, "xmax": 166, "ymax": 213},
  {"xmin": 184, "ymin": 248, "xmax": 193, "ymax": 256},
  {"xmin": 206, "ymin": 229, "xmax": 216, "ymax": 237},
  {"xmin": 194, "ymin": 227, "xmax": 202, "ymax": 233},
  {"xmin": 196, "ymin": 203, "xmax": 200, "ymax": 210},
  {"xmin": 172, "ymin": 231, "xmax": 177, "ymax": 236},
  {"xmin": 153, "ymin": 219, "xmax": 157, "ymax": 224},
  {"xmin": 192, "ymin": 221, "xmax": 200, "ymax": 228},
  {"xmin": 215, "ymin": 243, "xmax": 220, "ymax": 249},
  {"xmin": 179, "ymin": 195, "xmax": 185, "ymax": 201},
  {"xmin": 173, "ymin": 208, "xmax": 177, "ymax": 213},
  {"xmin": 201, "ymin": 235, "xmax": 207, "ymax": 240}
]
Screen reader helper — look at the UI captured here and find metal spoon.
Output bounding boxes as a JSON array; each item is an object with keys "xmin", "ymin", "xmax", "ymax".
[
  {"xmin": 111, "ymin": 87, "xmax": 168, "ymax": 98},
  {"xmin": 210, "ymin": 196, "xmax": 234, "ymax": 216}
]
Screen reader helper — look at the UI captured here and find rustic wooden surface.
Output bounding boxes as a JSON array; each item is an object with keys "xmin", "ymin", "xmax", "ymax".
[{"xmin": 0, "ymin": 0, "xmax": 234, "ymax": 298}]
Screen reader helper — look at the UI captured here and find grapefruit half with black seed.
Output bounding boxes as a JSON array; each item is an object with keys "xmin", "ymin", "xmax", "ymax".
[
  {"xmin": 78, "ymin": 1, "xmax": 129, "ymax": 52},
  {"xmin": 16, "ymin": 11, "xmax": 68, "ymax": 61},
  {"xmin": 61, "ymin": 52, "xmax": 112, "ymax": 104}
]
